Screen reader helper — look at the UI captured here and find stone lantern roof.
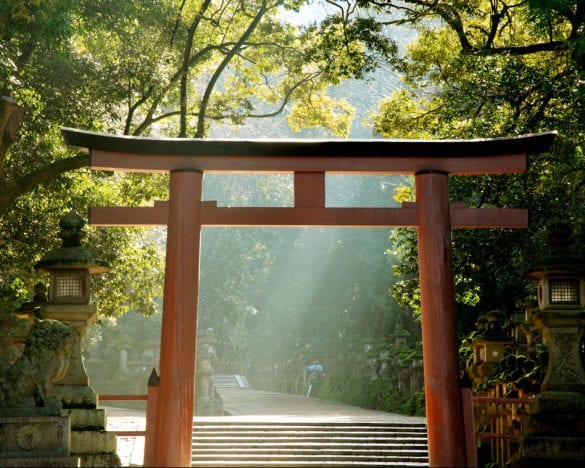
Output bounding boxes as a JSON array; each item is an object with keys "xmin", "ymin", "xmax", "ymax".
[
  {"xmin": 34, "ymin": 212, "xmax": 109, "ymax": 273},
  {"xmin": 390, "ymin": 323, "xmax": 410, "ymax": 338},
  {"xmin": 525, "ymin": 223, "xmax": 585, "ymax": 279}
]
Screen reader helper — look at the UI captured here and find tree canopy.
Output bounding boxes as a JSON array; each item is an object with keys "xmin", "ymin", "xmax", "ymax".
[
  {"xmin": 359, "ymin": 0, "xmax": 584, "ymax": 324},
  {"xmin": 0, "ymin": 0, "xmax": 394, "ymax": 313}
]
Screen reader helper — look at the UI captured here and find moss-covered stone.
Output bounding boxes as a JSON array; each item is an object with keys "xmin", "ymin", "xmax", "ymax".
[
  {"xmin": 70, "ymin": 431, "xmax": 116, "ymax": 454},
  {"xmin": 61, "ymin": 409, "xmax": 106, "ymax": 431},
  {"xmin": 78, "ymin": 453, "xmax": 121, "ymax": 467}
]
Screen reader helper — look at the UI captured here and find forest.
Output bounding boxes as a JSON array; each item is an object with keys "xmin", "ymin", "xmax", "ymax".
[{"xmin": 1, "ymin": 0, "xmax": 583, "ymax": 413}]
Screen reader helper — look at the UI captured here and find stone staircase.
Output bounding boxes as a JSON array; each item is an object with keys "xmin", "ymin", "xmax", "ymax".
[
  {"xmin": 215, "ymin": 374, "xmax": 249, "ymax": 389},
  {"xmin": 192, "ymin": 420, "xmax": 428, "ymax": 466}
]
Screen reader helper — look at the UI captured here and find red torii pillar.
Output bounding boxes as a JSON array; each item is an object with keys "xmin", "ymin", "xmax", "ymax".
[
  {"xmin": 417, "ymin": 170, "xmax": 463, "ymax": 464},
  {"xmin": 157, "ymin": 169, "xmax": 203, "ymax": 466},
  {"xmin": 62, "ymin": 128, "xmax": 555, "ymax": 467}
]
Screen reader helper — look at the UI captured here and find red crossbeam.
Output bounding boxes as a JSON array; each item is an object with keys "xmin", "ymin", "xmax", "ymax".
[
  {"xmin": 89, "ymin": 204, "xmax": 527, "ymax": 229},
  {"xmin": 89, "ymin": 149, "xmax": 528, "ymax": 175}
]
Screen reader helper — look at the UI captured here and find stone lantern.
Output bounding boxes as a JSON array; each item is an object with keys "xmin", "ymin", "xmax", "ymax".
[
  {"xmin": 34, "ymin": 212, "xmax": 109, "ymax": 407},
  {"xmin": 390, "ymin": 323, "xmax": 410, "ymax": 348},
  {"xmin": 468, "ymin": 310, "xmax": 514, "ymax": 387},
  {"xmin": 520, "ymin": 223, "xmax": 585, "ymax": 464},
  {"xmin": 36, "ymin": 213, "xmax": 109, "ymax": 304},
  {"xmin": 525, "ymin": 223, "xmax": 585, "ymax": 394},
  {"xmin": 195, "ymin": 328, "xmax": 222, "ymax": 416},
  {"xmin": 13, "ymin": 212, "xmax": 122, "ymax": 467}
]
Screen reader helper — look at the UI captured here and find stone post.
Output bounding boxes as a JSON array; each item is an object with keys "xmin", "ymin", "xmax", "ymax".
[
  {"xmin": 144, "ymin": 369, "xmax": 160, "ymax": 467},
  {"xmin": 195, "ymin": 328, "xmax": 222, "ymax": 416},
  {"xmin": 118, "ymin": 344, "xmax": 131, "ymax": 372}
]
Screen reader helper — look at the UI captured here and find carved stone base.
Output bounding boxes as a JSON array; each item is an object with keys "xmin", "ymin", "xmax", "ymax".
[
  {"xmin": 71, "ymin": 430, "xmax": 117, "ymax": 454},
  {"xmin": 62, "ymin": 408, "xmax": 106, "ymax": 430},
  {"xmin": 522, "ymin": 435, "xmax": 585, "ymax": 462},
  {"xmin": 516, "ymin": 392, "xmax": 585, "ymax": 465},
  {"xmin": 0, "ymin": 416, "xmax": 70, "ymax": 459},
  {"xmin": 78, "ymin": 453, "xmax": 120, "ymax": 467},
  {"xmin": 0, "ymin": 456, "xmax": 79, "ymax": 467}
]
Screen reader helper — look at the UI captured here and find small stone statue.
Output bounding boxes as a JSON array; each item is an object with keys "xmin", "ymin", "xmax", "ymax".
[
  {"xmin": 16, "ymin": 282, "xmax": 49, "ymax": 319},
  {"xmin": 0, "ymin": 319, "xmax": 73, "ymax": 410}
]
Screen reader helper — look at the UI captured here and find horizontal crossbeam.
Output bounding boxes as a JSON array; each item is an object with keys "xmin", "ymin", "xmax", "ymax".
[
  {"xmin": 89, "ymin": 204, "xmax": 527, "ymax": 229},
  {"xmin": 89, "ymin": 150, "xmax": 528, "ymax": 175},
  {"xmin": 61, "ymin": 128, "xmax": 557, "ymax": 175}
]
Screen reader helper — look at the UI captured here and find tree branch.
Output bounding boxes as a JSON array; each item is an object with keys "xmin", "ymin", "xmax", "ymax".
[
  {"xmin": 180, "ymin": 0, "xmax": 213, "ymax": 137},
  {"xmin": 247, "ymin": 73, "xmax": 320, "ymax": 118},
  {"xmin": 141, "ymin": 71, "xmax": 318, "ymax": 126},
  {"xmin": 468, "ymin": 40, "xmax": 570, "ymax": 56},
  {"xmin": 131, "ymin": 45, "xmax": 219, "ymax": 136},
  {"xmin": 195, "ymin": 0, "xmax": 268, "ymax": 137},
  {"xmin": 0, "ymin": 152, "xmax": 89, "ymax": 218},
  {"xmin": 16, "ymin": 153, "xmax": 89, "ymax": 198}
]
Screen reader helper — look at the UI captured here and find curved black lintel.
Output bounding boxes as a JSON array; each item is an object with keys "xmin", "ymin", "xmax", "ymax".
[{"xmin": 62, "ymin": 127, "xmax": 557, "ymax": 158}]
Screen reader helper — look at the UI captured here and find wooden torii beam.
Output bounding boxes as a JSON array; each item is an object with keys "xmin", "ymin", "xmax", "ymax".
[{"xmin": 62, "ymin": 128, "xmax": 555, "ymax": 467}]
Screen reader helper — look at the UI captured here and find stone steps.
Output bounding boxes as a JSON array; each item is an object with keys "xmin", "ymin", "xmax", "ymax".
[
  {"xmin": 192, "ymin": 421, "xmax": 428, "ymax": 467},
  {"xmin": 215, "ymin": 374, "xmax": 248, "ymax": 388}
]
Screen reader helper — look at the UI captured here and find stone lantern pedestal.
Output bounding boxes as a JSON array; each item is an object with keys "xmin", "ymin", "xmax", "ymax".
[
  {"xmin": 532, "ymin": 310, "xmax": 585, "ymax": 394},
  {"xmin": 40, "ymin": 304, "xmax": 98, "ymax": 407},
  {"xmin": 516, "ymin": 224, "xmax": 585, "ymax": 465},
  {"xmin": 519, "ymin": 309, "xmax": 585, "ymax": 463}
]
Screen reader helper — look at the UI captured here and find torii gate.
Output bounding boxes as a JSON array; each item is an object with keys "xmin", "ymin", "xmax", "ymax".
[{"xmin": 62, "ymin": 128, "xmax": 555, "ymax": 467}]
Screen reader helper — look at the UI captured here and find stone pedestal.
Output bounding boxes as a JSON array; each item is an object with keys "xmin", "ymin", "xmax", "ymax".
[
  {"xmin": 518, "ymin": 392, "xmax": 585, "ymax": 465},
  {"xmin": 195, "ymin": 329, "xmax": 222, "ymax": 416},
  {"xmin": 515, "ymin": 310, "xmax": 585, "ymax": 465},
  {"xmin": 377, "ymin": 350, "xmax": 390, "ymax": 379},
  {"xmin": 532, "ymin": 310, "xmax": 585, "ymax": 393},
  {"xmin": 40, "ymin": 304, "xmax": 96, "ymax": 388},
  {"xmin": 0, "ymin": 412, "xmax": 79, "ymax": 467},
  {"xmin": 62, "ymin": 408, "xmax": 119, "ymax": 467},
  {"xmin": 37, "ymin": 305, "xmax": 120, "ymax": 467}
]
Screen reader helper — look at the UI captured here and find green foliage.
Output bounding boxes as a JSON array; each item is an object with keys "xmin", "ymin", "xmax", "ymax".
[
  {"xmin": 0, "ymin": 0, "xmax": 397, "ymax": 315},
  {"xmin": 304, "ymin": 14, "xmax": 396, "ymax": 84},
  {"xmin": 205, "ymin": 226, "xmax": 401, "ymax": 365},
  {"xmin": 360, "ymin": 0, "xmax": 585, "ymax": 330}
]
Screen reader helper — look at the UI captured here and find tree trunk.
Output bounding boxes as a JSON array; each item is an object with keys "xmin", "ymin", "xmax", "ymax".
[{"xmin": 0, "ymin": 96, "xmax": 24, "ymax": 165}]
